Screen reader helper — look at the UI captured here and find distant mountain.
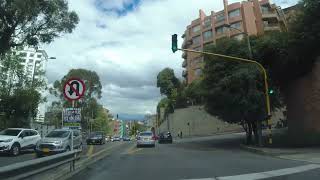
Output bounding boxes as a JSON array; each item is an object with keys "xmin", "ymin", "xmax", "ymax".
[{"xmin": 114, "ymin": 113, "xmax": 145, "ymax": 121}]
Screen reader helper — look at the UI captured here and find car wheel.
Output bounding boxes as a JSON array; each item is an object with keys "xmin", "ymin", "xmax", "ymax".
[{"xmin": 10, "ymin": 143, "xmax": 20, "ymax": 156}]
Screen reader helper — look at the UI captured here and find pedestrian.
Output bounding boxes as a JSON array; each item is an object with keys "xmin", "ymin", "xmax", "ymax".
[{"xmin": 180, "ymin": 131, "xmax": 182, "ymax": 138}]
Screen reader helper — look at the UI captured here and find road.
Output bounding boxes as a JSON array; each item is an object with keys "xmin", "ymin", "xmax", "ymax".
[
  {"xmin": 0, "ymin": 141, "xmax": 113, "ymax": 167},
  {"xmin": 69, "ymin": 133, "xmax": 320, "ymax": 180}
]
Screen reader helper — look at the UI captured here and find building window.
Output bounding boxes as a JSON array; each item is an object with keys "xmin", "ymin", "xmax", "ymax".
[
  {"xmin": 194, "ymin": 68, "xmax": 203, "ymax": 77},
  {"xmin": 29, "ymin": 53, "xmax": 34, "ymax": 57},
  {"xmin": 192, "ymin": 25, "xmax": 201, "ymax": 33},
  {"xmin": 216, "ymin": 13, "xmax": 225, "ymax": 22},
  {"xmin": 191, "ymin": 57, "xmax": 203, "ymax": 66},
  {"xmin": 261, "ymin": 5, "xmax": 270, "ymax": 14},
  {"xmin": 229, "ymin": 9, "xmax": 241, "ymax": 18},
  {"xmin": 216, "ymin": 26, "xmax": 225, "ymax": 34},
  {"xmin": 204, "ymin": 42, "xmax": 214, "ymax": 50},
  {"xmin": 203, "ymin": 30, "xmax": 213, "ymax": 41},
  {"xmin": 230, "ymin": 21, "xmax": 241, "ymax": 29},
  {"xmin": 19, "ymin": 52, "xmax": 27, "ymax": 57},
  {"xmin": 28, "ymin": 59, "xmax": 33, "ymax": 63},
  {"xmin": 37, "ymin": 54, "xmax": 42, "ymax": 58},
  {"xmin": 192, "ymin": 36, "xmax": 201, "ymax": 45},
  {"xmin": 204, "ymin": 18, "xmax": 211, "ymax": 28},
  {"xmin": 232, "ymin": 34, "xmax": 244, "ymax": 40}
]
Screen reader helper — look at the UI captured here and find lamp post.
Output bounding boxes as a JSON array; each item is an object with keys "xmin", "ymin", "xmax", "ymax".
[{"xmin": 224, "ymin": 24, "xmax": 253, "ymax": 59}]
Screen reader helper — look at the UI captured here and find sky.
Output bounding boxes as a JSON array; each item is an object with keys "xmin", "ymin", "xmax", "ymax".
[{"xmin": 43, "ymin": 0, "xmax": 298, "ymax": 118}]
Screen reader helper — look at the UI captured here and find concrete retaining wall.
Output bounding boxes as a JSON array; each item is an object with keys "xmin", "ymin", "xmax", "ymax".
[{"xmin": 158, "ymin": 106, "xmax": 242, "ymax": 138}]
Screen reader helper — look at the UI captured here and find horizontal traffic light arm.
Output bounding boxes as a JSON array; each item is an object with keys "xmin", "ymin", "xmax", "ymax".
[{"xmin": 178, "ymin": 48, "xmax": 271, "ymax": 119}]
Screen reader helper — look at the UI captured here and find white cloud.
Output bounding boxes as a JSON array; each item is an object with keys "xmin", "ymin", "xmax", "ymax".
[{"xmin": 43, "ymin": 0, "xmax": 298, "ymax": 115}]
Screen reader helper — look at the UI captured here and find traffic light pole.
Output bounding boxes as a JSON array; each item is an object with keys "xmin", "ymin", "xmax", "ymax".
[{"xmin": 178, "ymin": 48, "xmax": 272, "ymax": 145}]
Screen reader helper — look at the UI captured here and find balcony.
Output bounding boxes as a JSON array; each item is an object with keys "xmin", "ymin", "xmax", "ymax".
[
  {"xmin": 182, "ymin": 59, "xmax": 187, "ymax": 68},
  {"xmin": 182, "ymin": 70, "xmax": 188, "ymax": 77},
  {"xmin": 264, "ymin": 24, "xmax": 281, "ymax": 31},
  {"xmin": 262, "ymin": 11, "xmax": 279, "ymax": 20},
  {"xmin": 182, "ymin": 39, "xmax": 192, "ymax": 49},
  {"xmin": 182, "ymin": 51, "xmax": 187, "ymax": 59}
]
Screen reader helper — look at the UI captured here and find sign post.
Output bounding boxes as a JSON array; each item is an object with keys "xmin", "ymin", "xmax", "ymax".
[{"xmin": 63, "ymin": 78, "xmax": 86, "ymax": 147}]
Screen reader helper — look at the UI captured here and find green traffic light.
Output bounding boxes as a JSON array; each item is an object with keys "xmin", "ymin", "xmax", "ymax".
[
  {"xmin": 269, "ymin": 89, "xmax": 274, "ymax": 94},
  {"xmin": 172, "ymin": 34, "xmax": 178, "ymax": 53}
]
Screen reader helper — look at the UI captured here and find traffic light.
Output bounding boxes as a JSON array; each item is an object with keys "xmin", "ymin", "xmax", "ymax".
[
  {"xmin": 269, "ymin": 89, "xmax": 274, "ymax": 94},
  {"xmin": 171, "ymin": 34, "xmax": 178, "ymax": 53}
]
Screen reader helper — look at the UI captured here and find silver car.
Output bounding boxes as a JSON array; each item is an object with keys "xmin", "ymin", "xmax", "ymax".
[
  {"xmin": 35, "ymin": 129, "xmax": 82, "ymax": 157},
  {"xmin": 136, "ymin": 131, "xmax": 155, "ymax": 148}
]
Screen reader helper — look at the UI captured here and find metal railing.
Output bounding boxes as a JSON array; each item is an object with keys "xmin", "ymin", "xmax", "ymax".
[{"xmin": 0, "ymin": 149, "xmax": 81, "ymax": 180}]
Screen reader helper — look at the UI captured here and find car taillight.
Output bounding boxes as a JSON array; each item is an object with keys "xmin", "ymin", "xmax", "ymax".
[{"xmin": 151, "ymin": 136, "xmax": 156, "ymax": 140}]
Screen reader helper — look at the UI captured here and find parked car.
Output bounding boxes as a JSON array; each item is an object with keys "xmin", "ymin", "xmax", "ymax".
[
  {"xmin": 86, "ymin": 132, "xmax": 105, "ymax": 145},
  {"xmin": 122, "ymin": 136, "xmax": 131, "ymax": 141},
  {"xmin": 136, "ymin": 131, "xmax": 155, "ymax": 148},
  {"xmin": 158, "ymin": 132, "xmax": 173, "ymax": 144},
  {"xmin": 0, "ymin": 128, "xmax": 41, "ymax": 156},
  {"xmin": 35, "ymin": 129, "xmax": 82, "ymax": 157},
  {"xmin": 111, "ymin": 136, "xmax": 120, "ymax": 142}
]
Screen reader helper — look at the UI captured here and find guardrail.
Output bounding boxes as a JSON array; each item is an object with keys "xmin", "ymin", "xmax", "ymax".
[{"xmin": 0, "ymin": 150, "xmax": 81, "ymax": 180}]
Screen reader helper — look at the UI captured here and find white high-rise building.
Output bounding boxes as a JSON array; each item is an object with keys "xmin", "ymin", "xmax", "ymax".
[{"xmin": 15, "ymin": 46, "xmax": 49, "ymax": 123}]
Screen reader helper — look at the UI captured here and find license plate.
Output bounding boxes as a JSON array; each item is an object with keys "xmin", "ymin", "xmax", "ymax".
[
  {"xmin": 144, "ymin": 138, "xmax": 148, "ymax": 141},
  {"xmin": 42, "ymin": 148, "xmax": 49, "ymax": 153}
]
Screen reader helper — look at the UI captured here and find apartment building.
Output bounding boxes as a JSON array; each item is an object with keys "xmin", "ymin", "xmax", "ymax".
[
  {"xmin": 182, "ymin": 0, "xmax": 288, "ymax": 84},
  {"xmin": 15, "ymin": 46, "xmax": 49, "ymax": 123}
]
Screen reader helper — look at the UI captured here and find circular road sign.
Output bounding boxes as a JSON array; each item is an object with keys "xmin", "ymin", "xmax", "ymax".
[{"xmin": 63, "ymin": 78, "xmax": 86, "ymax": 101}]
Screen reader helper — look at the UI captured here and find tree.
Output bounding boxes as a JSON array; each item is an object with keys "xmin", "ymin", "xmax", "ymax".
[
  {"xmin": 0, "ymin": 0, "xmax": 79, "ymax": 55},
  {"xmin": 0, "ymin": 52, "xmax": 46, "ymax": 129},
  {"xmin": 203, "ymin": 38, "xmax": 282, "ymax": 145},
  {"xmin": 157, "ymin": 68, "xmax": 180, "ymax": 99},
  {"xmin": 91, "ymin": 106, "xmax": 111, "ymax": 134}
]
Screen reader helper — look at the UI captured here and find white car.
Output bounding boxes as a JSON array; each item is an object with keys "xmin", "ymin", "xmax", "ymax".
[
  {"xmin": 0, "ymin": 128, "xmax": 41, "ymax": 156},
  {"xmin": 136, "ymin": 131, "xmax": 155, "ymax": 148}
]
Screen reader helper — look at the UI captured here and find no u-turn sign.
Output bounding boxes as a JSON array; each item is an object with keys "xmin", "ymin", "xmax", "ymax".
[{"xmin": 63, "ymin": 78, "xmax": 86, "ymax": 101}]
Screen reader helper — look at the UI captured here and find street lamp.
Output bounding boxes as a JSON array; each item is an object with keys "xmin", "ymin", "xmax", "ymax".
[{"xmin": 224, "ymin": 24, "xmax": 253, "ymax": 59}]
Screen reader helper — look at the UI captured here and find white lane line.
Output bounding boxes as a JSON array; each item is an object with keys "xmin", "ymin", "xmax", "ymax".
[
  {"xmin": 218, "ymin": 164, "xmax": 320, "ymax": 180},
  {"xmin": 183, "ymin": 164, "xmax": 320, "ymax": 180}
]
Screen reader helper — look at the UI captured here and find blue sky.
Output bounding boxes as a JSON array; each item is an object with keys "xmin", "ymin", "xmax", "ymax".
[{"xmin": 44, "ymin": 0, "xmax": 299, "ymax": 119}]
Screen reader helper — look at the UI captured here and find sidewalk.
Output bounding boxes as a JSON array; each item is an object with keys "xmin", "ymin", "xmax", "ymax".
[{"xmin": 240, "ymin": 145, "xmax": 320, "ymax": 164}]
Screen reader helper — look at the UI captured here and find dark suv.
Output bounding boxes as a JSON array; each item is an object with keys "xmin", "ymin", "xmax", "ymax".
[
  {"xmin": 158, "ymin": 132, "xmax": 173, "ymax": 144},
  {"xmin": 86, "ymin": 132, "xmax": 105, "ymax": 145}
]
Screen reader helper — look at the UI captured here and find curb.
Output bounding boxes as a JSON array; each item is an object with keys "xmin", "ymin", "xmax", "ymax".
[{"xmin": 239, "ymin": 144, "xmax": 304, "ymax": 157}]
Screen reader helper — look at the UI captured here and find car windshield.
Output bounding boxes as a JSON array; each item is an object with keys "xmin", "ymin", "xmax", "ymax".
[
  {"xmin": 0, "ymin": 129, "xmax": 21, "ymax": 136},
  {"xmin": 139, "ymin": 132, "xmax": 152, "ymax": 136},
  {"xmin": 46, "ymin": 131, "xmax": 70, "ymax": 138},
  {"xmin": 90, "ymin": 133, "xmax": 102, "ymax": 138}
]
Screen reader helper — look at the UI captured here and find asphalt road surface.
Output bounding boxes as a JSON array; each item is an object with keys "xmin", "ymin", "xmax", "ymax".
[
  {"xmin": 69, "ymin": 133, "xmax": 320, "ymax": 180},
  {"xmin": 0, "ymin": 141, "xmax": 116, "ymax": 167}
]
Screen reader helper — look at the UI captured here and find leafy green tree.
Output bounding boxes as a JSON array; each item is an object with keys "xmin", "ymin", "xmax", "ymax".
[
  {"xmin": 92, "ymin": 106, "xmax": 111, "ymax": 134},
  {"xmin": 157, "ymin": 68, "xmax": 180, "ymax": 99},
  {"xmin": 0, "ymin": 53, "xmax": 46, "ymax": 128},
  {"xmin": 203, "ymin": 38, "xmax": 282, "ymax": 144},
  {"xmin": 0, "ymin": 0, "xmax": 79, "ymax": 55}
]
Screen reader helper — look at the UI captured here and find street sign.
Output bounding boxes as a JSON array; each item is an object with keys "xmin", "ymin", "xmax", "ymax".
[
  {"xmin": 63, "ymin": 108, "xmax": 81, "ymax": 127},
  {"xmin": 63, "ymin": 78, "xmax": 86, "ymax": 101}
]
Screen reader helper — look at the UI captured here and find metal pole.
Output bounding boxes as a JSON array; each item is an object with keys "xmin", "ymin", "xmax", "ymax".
[
  {"xmin": 178, "ymin": 48, "xmax": 272, "ymax": 145},
  {"xmin": 71, "ymin": 130, "xmax": 74, "ymax": 151}
]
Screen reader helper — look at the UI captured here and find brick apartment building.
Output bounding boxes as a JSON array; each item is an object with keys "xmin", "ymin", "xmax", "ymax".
[{"xmin": 182, "ymin": 0, "xmax": 289, "ymax": 84}]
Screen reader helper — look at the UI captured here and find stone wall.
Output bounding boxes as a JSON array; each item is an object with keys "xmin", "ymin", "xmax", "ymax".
[{"xmin": 285, "ymin": 59, "xmax": 320, "ymax": 145}]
